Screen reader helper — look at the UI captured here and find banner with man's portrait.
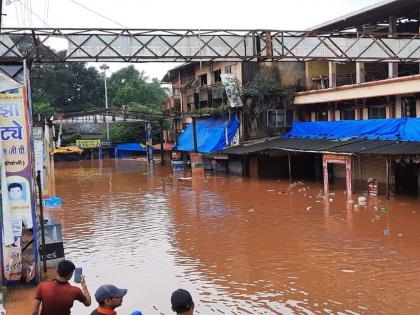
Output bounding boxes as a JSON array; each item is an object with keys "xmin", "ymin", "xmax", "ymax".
[{"xmin": 0, "ymin": 82, "xmax": 39, "ymax": 285}]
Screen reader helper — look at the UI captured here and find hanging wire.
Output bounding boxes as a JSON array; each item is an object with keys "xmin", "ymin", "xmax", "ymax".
[
  {"xmin": 16, "ymin": 0, "xmax": 51, "ymax": 27},
  {"xmin": 45, "ymin": 0, "xmax": 50, "ymax": 28},
  {"xmin": 67, "ymin": 0, "xmax": 127, "ymax": 28},
  {"xmin": 14, "ymin": 1, "xmax": 20, "ymax": 27}
]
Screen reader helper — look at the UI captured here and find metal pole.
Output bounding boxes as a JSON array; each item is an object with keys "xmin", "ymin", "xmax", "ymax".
[
  {"xmin": 100, "ymin": 64, "xmax": 110, "ymax": 140},
  {"xmin": 159, "ymin": 119, "xmax": 164, "ymax": 166},
  {"xmin": 288, "ymin": 153, "xmax": 292, "ymax": 183},
  {"xmin": 192, "ymin": 116, "xmax": 198, "ymax": 153},
  {"xmin": 386, "ymin": 156, "xmax": 390, "ymax": 200},
  {"xmin": 36, "ymin": 170, "xmax": 47, "ymax": 273},
  {"xmin": 0, "ymin": 0, "xmax": 3, "ymax": 30}
]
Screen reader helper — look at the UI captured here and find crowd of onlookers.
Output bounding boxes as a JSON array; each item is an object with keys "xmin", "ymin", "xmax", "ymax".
[{"xmin": 31, "ymin": 260, "xmax": 195, "ymax": 315}]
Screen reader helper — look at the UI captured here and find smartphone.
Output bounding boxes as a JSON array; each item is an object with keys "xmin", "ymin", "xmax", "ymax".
[{"xmin": 74, "ymin": 267, "xmax": 82, "ymax": 283}]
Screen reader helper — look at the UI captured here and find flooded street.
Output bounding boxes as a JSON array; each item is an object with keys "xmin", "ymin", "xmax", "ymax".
[{"xmin": 6, "ymin": 159, "xmax": 420, "ymax": 314}]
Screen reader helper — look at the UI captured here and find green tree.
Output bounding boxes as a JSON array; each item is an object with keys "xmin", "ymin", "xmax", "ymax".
[
  {"xmin": 107, "ymin": 65, "xmax": 168, "ymax": 109},
  {"xmin": 30, "ymin": 55, "xmax": 103, "ymax": 113}
]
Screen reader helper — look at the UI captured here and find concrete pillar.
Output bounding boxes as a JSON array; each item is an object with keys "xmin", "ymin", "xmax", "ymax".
[
  {"xmin": 305, "ymin": 62, "xmax": 312, "ymax": 90},
  {"xmin": 311, "ymin": 112, "xmax": 316, "ymax": 122},
  {"xmin": 386, "ymin": 106, "xmax": 391, "ymax": 119},
  {"xmin": 328, "ymin": 61, "xmax": 337, "ymax": 88},
  {"xmin": 335, "ymin": 110, "xmax": 341, "ymax": 121},
  {"xmin": 388, "ymin": 16, "xmax": 398, "ymax": 79},
  {"xmin": 355, "ymin": 108, "xmax": 361, "ymax": 120},
  {"xmin": 249, "ymin": 156, "xmax": 259, "ymax": 178},
  {"xmin": 328, "ymin": 110, "xmax": 335, "ymax": 121},
  {"xmin": 395, "ymin": 96, "xmax": 402, "ymax": 118},
  {"xmin": 363, "ymin": 108, "xmax": 369, "ymax": 120},
  {"xmin": 356, "ymin": 62, "xmax": 365, "ymax": 84},
  {"xmin": 416, "ymin": 98, "xmax": 420, "ymax": 118}
]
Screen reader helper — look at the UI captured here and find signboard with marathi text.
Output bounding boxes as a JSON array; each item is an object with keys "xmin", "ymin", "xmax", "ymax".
[
  {"xmin": 0, "ymin": 84, "xmax": 39, "ymax": 285},
  {"xmin": 76, "ymin": 139, "xmax": 101, "ymax": 149}
]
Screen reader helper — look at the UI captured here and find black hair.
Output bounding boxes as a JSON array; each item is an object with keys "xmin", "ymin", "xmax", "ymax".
[
  {"xmin": 57, "ymin": 260, "xmax": 75, "ymax": 277},
  {"xmin": 173, "ymin": 304, "xmax": 193, "ymax": 313},
  {"xmin": 8, "ymin": 183, "xmax": 22, "ymax": 191}
]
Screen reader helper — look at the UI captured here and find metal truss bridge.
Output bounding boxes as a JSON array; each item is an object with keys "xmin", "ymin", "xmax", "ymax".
[
  {"xmin": 1, "ymin": 28, "xmax": 420, "ymax": 63},
  {"xmin": 51, "ymin": 108, "xmax": 164, "ymax": 125}
]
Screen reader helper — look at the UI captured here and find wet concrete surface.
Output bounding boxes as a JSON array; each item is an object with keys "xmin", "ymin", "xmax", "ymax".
[{"xmin": 6, "ymin": 159, "xmax": 420, "ymax": 314}]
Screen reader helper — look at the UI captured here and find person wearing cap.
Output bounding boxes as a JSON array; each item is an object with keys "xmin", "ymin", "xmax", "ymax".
[
  {"xmin": 31, "ymin": 260, "xmax": 91, "ymax": 315},
  {"xmin": 91, "ymin": 284, "xmax": 127, "ymax": 315},
  {"xmin": 171, "ymin": 289, "xmax": 195, "ymax": 314}
]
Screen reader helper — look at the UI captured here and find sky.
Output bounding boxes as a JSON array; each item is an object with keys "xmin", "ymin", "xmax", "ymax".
[{"xmin": 2, "ymin": 0, "xmax": 382, "ymax": 80}]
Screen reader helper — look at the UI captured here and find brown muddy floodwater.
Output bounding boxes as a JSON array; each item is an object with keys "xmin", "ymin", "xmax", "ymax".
[{"xmin": 6, "ymin": 159, "xmax": 420, "ymax": 314}]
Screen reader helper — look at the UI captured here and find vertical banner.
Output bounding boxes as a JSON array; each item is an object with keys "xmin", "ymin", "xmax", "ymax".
[
  {"xmin": 0, "ymin": 81, "xmax": 39, "ymax": 284},
  {"xmin": 145, "ymin": 122, "xmax": 153, "ymax": 163}
]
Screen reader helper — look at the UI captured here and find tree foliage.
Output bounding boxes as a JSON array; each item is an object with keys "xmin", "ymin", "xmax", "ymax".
[
  {"xmin": 31, "ymin": 58, "xmax": 103, "ymax": 112},
  {"xmin": 30, "ymin": 60, "xmax": 169, "ymax": 143},
  {"xmin": 108, "ymin": 65, "xmax": 169, "ymax": 109}
]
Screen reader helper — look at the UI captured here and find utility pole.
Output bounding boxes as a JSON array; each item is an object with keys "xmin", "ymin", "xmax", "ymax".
[
  {"xmin": 192, "ymin": 116, "xmax": 198, "ymax": 153},
  {"xmin": 0, "ymin": 0, "xmax": 3, "ymax": 30},
  {"xmin": 99, "ymin": 64, "xmax": 110, "ymax": 140}
]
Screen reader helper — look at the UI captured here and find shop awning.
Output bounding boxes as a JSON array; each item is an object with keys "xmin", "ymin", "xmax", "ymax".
[
  {"xmin": 222, "ymin": 138, "xmax": 420, "ymax": 156},
  {"xmin": 176, "ymin": 117, "xmax": 239, "ymax": 153}
]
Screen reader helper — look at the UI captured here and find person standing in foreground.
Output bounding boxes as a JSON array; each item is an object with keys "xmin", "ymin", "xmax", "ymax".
[
  {"xmin": 90, "ymin": 284, "xmax": 127, "ymax": 315},
  {"xmin": 171, "ymin": 289, "xmax": 195, "ymax": 314},
  {"xmin": 31, "ymin": 260, "xmax": 91, "ymax": 315}
]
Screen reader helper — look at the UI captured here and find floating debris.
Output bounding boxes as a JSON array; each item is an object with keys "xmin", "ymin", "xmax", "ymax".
[
  {"xmin": 383, "ymin": 228, "xmax": 390, "ymax": 236},
  {"xmin": 380, "ymin": 207, "xmax": 388, "ymax": 213}
]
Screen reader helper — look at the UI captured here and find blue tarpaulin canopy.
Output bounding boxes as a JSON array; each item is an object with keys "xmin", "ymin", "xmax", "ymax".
[
  {"xmin": 115, "ymin": 143, "xmax": 146, "ymax": 158},
  {"xmin": 284, "ymin": 118, "xmax": 420, "ymax": 142},
  {"xmin": 176, "ymin": 117, "xmax": 240, "ymax": 153}
]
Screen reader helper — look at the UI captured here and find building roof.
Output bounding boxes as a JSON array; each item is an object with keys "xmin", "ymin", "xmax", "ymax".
[
  {"xmin": 308, "ymin": 0, "xmax": 420, "ymax": 32},
  {"xmin": 221, "ymin": 137, "xmax": 420, "ymax": 156},
  {"xmin": 161, "ymin": 62, "xmax": 197, "ymax": 83}
]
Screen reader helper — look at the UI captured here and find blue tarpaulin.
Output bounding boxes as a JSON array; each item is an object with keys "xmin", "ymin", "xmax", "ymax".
[
  {"xmin": 115, "ymin": 143, "xmax": 146, "ymax": 158},
  {"xmin": 176, "ymin": 117, "xmax": 240, "ymax": 153},
  {"xmin": 284, "ymin": 118, "xmax": 420, "ymax": 142}
]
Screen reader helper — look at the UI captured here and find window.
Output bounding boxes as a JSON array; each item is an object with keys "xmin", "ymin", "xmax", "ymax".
[
  {"xmin": 224, "ymin": 66, "xmax": 232, "ymax": 74},
  {"xmin": 401, "ymin": 97, "xmax": 417, "ymax": 118},
  {"xmin": 213, "ymin": 69, "xmax": 222, "ymax": 83},
  {"xmin": 368, "ymin": 106, "xmax": 387, "ymax": 119},
  {"xmin": 316, "ymin": 111, "xmax": 328, "ymax": 121},
  {"xmin": 199, "ymin": 74, "xmax": 207, "ymax": 86},
  {"xmin": 173, "ymin": 88, "xmax": 180, "ymax": 96},
  {"xmin": 267, "ymin": 109, "xmax": 293, "ymax": 128},
  {"xmin": 341, "ymin": 109, "xmax": 355, "ymax": 120}
]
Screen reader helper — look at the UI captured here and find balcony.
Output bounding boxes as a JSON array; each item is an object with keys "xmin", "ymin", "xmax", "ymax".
[{"xmin": 295, "ymin": 74, "xmax": 420, "ymax": 105}]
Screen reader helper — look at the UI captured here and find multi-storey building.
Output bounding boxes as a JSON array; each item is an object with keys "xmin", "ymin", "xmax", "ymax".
[{"xmin": 162, "ymin": 61, "xmax": 304, "ymax": 143}]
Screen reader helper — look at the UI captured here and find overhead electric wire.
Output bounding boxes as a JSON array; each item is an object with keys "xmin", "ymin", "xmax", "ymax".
[
  {"xmin": 16, "ymin": 0, "xmax": 51, "ymax": 27},
  {"xmin": 67, "ymin": 0, "xmax": 128, "ymax": 28}
]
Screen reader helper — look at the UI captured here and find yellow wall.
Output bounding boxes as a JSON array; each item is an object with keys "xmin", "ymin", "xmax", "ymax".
[{"xmin": 306, "ymin": 60, "xmax": 328, "ymax": 78}]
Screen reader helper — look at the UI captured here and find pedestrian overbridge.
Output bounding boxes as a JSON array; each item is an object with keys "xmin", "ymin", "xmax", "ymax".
[
  {"xmin": 51, "ymin": 108, "xmax": 164, "ymax": 125},
  {"xmin": 1, "ymin": 28, "xmax": 420, "ymax": 63}
]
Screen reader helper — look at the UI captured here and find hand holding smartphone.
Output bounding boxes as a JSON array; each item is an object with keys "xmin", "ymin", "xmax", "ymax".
[{"xmin": 74, "ymin": 267, "xmax": 82, "ymax": 283}]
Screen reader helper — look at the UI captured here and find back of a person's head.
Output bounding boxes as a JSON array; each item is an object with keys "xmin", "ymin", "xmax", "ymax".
[
  {"xmin": 171, "ymin": 289, "xmax": 194, "ymax": 314},
  {"xmin": 57, "ymin": 260, "xmax": 75, "ymax": 278}
]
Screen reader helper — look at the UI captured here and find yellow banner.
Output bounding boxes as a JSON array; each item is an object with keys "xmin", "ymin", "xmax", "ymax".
[{"xmin": 76, "ymin": 139, "xmax": 101, "ymax": 149}]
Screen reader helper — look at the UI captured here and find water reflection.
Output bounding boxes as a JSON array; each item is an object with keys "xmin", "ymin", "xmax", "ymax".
[{"xmin": 6, "ymin": 160, "xmax": 420, "ymax": 314}]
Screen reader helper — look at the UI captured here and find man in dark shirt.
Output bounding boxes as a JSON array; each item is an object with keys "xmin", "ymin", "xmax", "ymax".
[
  {"xmin": 90, "ymin": 284, "xmax": 127, "ymax": 315},
  {"xmin": 31, "ymin": 260, "xmax": 91, "ymax": 315}
]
